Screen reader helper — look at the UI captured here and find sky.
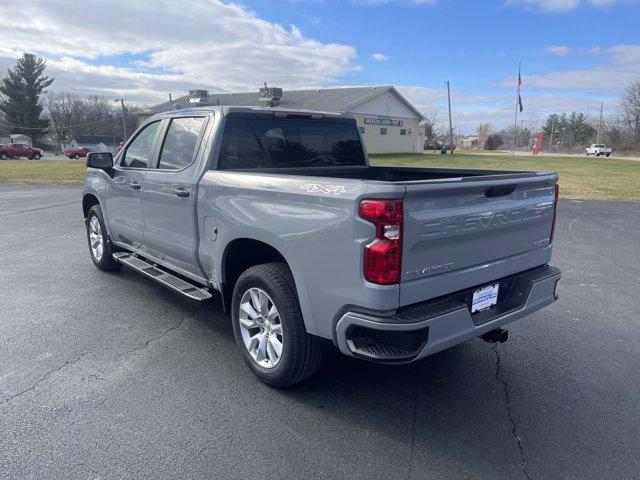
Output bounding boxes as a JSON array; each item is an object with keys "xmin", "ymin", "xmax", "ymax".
[{"xmin": 0, "ymin": 0, "xmax": 639, "ymax": 133}]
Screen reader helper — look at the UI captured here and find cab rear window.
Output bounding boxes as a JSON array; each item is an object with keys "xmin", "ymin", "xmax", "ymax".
[{"xmin": 218, "ymin": 116, "xmax": 365, "ymax": 169}]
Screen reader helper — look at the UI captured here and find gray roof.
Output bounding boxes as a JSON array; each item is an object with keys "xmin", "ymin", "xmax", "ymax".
[
  {"xmin": 72, "ymin": 135, "xmax": 124, "ymax": 146},
  {"xmin": 142, "ymin": 85, "xmax": 423, "ymax": 120}
]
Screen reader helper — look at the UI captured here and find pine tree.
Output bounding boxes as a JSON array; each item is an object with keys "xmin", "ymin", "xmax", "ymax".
[{"xmin": 0, "ymin": 53, "xmax": 54, "ymax": 137}]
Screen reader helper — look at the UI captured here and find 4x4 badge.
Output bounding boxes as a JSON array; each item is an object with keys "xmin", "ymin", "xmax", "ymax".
[{"xmin": 300, "ymin": 183, "xmax": 346, "ymax": 196}]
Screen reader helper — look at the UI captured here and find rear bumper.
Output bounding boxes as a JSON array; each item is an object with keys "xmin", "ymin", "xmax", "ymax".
[{"xmin": 335, "ymin": 264, "xmax": 560, "ymax": 363}]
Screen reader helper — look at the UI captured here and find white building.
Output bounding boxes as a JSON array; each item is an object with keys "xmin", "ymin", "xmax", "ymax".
[
  {"xmin": 61, "ymin": 135, "xmax": 124, "ymax": 155},
  {"xmin": 1, "ymin": 133, "xmax": 33, "ymax": 146},
  {"xmin": 139, "ymin": 86, "xmax": 425, "ymax": 154}
]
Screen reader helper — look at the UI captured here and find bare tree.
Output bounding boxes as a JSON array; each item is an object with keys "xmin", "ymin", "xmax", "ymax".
[
  {"xmin": 620, "ymin": 81, "xmax": 640, "ymax": 151},
  {"xmin": 476, "ymin": 123, "xmax": 492, "ymax": 151},
  {"xmin": 422, "ymin": 111, "xmax": 440, "ymax": 149},
  {"xmin": 46, "ymin": 92, "xmax": 142, "ymax": 150}
]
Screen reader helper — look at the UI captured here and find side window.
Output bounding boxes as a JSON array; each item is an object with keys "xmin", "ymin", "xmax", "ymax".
[
  {"xmin": 121, "ymin": 121, "xmax": 161, "ymax": 168},
  {"xmin": 158, "ymin": 117, "xmax": 206, "ymax": 170},
  {"xmin": 217, "ymin": 118, "xmax": 267, "ymax": 169}
]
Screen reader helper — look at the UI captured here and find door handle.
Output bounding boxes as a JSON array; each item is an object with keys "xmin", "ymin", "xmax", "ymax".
[
  {"xmin": 129, "ymin": 181, "xmax": 141, "ymax": 190},
  {"xmin": 173, "ymin": 188, "xmax": 190, "ymax": 198}
]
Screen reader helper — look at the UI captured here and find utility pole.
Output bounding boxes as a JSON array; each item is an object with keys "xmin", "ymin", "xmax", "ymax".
[
  {"xmin": 114, "ymin": 98, "xmax": 127, "ymax": 141},
  {"xmin": 597, "ymin": 101, "xmax": 603, "ymax": 144},
  {"xmin": 549, "ymin": 115, "xmax": 556, "ymax": 152},
  {"xmin": 445, "ymin": 80, "xmax": 454, "ymax": 153}
]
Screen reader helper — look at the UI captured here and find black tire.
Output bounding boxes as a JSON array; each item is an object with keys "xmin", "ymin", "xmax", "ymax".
[
  {"xmin": 0, "ymin": 152, "xmax": 7, "ymax": 160},
  {"xmin": 74, "ymin": 154, "xmax": 80, "ymax": 159},
  {"xmin": 33, "ymin": 153, "xmax": 41, "ymax": 160},
  {"xmin": 86, "ymin": 205, "xmax": 120, "ymax": 271},
  {"xmin": 606, "ymin": 153, "xmax": 611, "ymax": 157},
  {"xmin": 231, "ymin": 262, "xmax": 322, "ymax": 387}
]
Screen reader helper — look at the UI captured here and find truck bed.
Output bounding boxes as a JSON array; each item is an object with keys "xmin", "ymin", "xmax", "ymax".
[{"xmin": 231, "ymin": 165, "xmax": 545, "ymax": 183}]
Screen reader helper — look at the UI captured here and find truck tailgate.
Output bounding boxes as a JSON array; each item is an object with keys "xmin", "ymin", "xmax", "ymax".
[{"xmin": 400, "ymin": 173, "xmax": 557, "ymax": 306}]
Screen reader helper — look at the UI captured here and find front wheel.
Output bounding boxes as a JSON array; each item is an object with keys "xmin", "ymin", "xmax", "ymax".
[
  {"xmin": 32, "ymin": 153, "xmax": 41, "ymax": 160},
  {"xmin": 74, "ymin": 154, "xmax": 80, "ymax": 159},
  {"xmin": 86, "ymin": 205, "xmax": 120, "ymax": 271},
  {"xmin": 231, "ymin": 263, "xmax": 322, "ymax": 387},
  {"xmin": 606, "ymin": 153, "xmax": 611, "ymax": 157},
  {"xmin": 0, "ymin": 152, "xmax": 7, "ymax": 160}
]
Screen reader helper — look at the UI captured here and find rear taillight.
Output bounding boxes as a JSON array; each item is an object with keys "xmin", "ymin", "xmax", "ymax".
[
  {"xmin": 550, "ymin": 184, "xmax": 559, "ymax": 244},
  {"xmin": 358, "ymin": 199, "xmax": 403, "ymax": 285}
]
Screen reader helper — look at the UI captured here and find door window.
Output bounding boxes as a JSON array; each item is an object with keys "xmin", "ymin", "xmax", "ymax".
[
  {"xmin": 157, "ymin": 117, "xmax": 206, "ymax": 170},
  {"xmin": 121, "ymin": 121, "xmax": 161, "ymax": 168}
]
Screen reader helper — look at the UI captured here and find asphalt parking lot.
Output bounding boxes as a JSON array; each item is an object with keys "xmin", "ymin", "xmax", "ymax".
[{"xmin": 1, "ymin": 184, "xmax": 638, "ymax": 480}]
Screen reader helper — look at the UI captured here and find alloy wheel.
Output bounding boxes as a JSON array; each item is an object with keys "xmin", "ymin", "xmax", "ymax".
[
  {"xmin": 89, "ymin": 216, "xmax": 104, "ymax": 261},
  {"xmin": 238, "ymin": 287, "xmax": 284, "ymax": 369}
]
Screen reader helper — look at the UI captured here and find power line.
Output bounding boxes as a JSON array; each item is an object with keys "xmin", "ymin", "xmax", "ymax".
[{"xmin": 1, "ymin": 117, "xmax": 116, "ymax": 130}]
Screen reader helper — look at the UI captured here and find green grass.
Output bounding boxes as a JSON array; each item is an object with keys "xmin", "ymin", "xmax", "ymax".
[
  {"xmin": 0, "ymin": 161, "xmax": 86, "ymax": 185},
  {"xmin": 371, "ymin": 153, "xmax": 640, "ymax": 201},
  {"xmin": 1, "ymin": 153, "xmax": 639, "ymax": 200}
]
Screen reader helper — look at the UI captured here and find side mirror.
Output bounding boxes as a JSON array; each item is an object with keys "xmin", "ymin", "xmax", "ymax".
[{"xmin": 86, "ymin": 152, "xmax": 113, "ymax": 169}]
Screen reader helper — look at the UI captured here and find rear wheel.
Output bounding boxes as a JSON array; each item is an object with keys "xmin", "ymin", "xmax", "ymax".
[
  {"xmin": 231, "ymin": 263, "xmax": 322, "ymax": 387},
  {"xmin": 86, "ymin": 205, "xmax": 120, "ymax": 271},
  {"xmin": 74, "ymin": 153, "xmax": 80, "ymax": 159},
  {"xmin": 0, "ymin": 152, "xmax": 7, "ymax": 160}
]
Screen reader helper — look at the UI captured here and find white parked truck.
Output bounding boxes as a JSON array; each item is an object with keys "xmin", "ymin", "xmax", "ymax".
[{"xmin": 585, "ymin": 144, "xmax": 612, "ymax": 157}]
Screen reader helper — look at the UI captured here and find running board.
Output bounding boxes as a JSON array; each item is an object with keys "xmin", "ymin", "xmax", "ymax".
[{"xmin": 112, "ymin": 252, "xmax": 212, "ymax": 301}]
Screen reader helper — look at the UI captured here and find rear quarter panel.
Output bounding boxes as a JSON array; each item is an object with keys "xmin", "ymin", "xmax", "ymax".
[{"xmin": 196, "ymin": 171, "xmax": 405, "ymax": 339}]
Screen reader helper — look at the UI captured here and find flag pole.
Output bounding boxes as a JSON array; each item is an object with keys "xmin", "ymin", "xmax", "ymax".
[{"xmin": 512, "ymin": 61, "xmax": 521, "ymax": 157}]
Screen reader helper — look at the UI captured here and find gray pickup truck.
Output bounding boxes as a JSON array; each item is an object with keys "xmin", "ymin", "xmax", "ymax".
[{"xmin": 82, "ymin": 106, "xmax": 561, "ymax": 386}]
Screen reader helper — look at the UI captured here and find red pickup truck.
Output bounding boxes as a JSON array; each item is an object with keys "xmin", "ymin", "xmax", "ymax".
[
  {"xmin": 64, "ymin": 147, "xmax": 94, "ymax": 159},
  {"xmin": 0, "ymin": 144, "xmax": 43, "ymax": 160}
]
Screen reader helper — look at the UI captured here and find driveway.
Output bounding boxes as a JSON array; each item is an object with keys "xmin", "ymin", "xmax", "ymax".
[{"xmin": 0, "ymin": 184, "xmax": 638, "ymax": 479}]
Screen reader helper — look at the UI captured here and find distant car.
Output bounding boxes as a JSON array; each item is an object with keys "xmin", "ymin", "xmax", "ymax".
[
  {"xmin": 0, "ymin": 144, "xmax": 43, "ymax": 160},
  {"xmin": 586, "ymin": 144, "xmax": 612, "ymax": 157},
  {"xmin": 65, "ymin": 147, "xmax": 94, "ymax": 159}
]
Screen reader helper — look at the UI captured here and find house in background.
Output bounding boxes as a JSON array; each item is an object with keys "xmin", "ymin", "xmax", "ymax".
[
  {"xmin": 61, "ymin": 135, "xmax": 124, "ymax": 155},
  {"xmin": 2, "ymin": 133, "xmax": 33, "ymax": 146},
  {"xmin": 138, "ymin": 85, "xmax": 425, "ymax": 154}
]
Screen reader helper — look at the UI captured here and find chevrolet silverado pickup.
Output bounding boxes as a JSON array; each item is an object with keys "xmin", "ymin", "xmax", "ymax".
[{"xmin": 82, "ymin": 106, "xmax": 561, "ymax": 387}]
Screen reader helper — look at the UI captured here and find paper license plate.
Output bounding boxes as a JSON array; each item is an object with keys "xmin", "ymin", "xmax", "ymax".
[{"xmin": 471, "ymin": 284, "xmax": 499, "ymax": 313}]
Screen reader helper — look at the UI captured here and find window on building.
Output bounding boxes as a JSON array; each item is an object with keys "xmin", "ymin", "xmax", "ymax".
[
  {"xmin": 358, "ymin": 126, "xmax": 365, "ymax": 135},
  {"xmin": 158, "ymin": 117, "xmax": 206, "ymax": 170},
  {"xmin": 400, "ymin": 129, "xmax": 407, "ymax": 136},
  {"xmin": 380, "ymin": 128, "xmax": 387, "ymax": 135}
]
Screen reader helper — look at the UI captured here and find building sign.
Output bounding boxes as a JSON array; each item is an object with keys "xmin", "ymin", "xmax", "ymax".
[{"xmin": 364, "ymin": 116, "xmax": 403, "ymax": 127}]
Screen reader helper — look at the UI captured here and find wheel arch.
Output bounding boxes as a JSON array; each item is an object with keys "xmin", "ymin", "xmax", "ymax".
[
  {"xmin": 220, "ymin": 237, "xmax": 295, "ymax": 313},
  {"xmin": 82, "ymin": 193, "xmax": 101, "ymax": 219}
]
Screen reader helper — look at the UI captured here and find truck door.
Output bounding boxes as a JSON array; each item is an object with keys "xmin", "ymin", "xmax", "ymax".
[
  {"xmin": 141, "ymin": 115, "xmax": 208, "ymax": 276},
  {"xmin": 106, "ymin": 120, "xmax": 162, "ymax": 249}
]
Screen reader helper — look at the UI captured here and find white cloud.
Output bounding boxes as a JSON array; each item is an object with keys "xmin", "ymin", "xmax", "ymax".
[
  {"xmin": 507, "ymin": 0, "xmax": 639, "ymax": 11},
  {"xmin": 497, "ymin": 44, "xmax": 640, "ymax": 91},
  {"xmin": 352, "ymin": 0, "xmax": 436, "ymax": 5},
  {"xmin": 398, "ymin": 85, "xmax": 616, "ymax": 133},
  {"xmin": 0, "ymin": 0, "xmax": 359, "ymax": 103},
  {"xmin": 371, "ymin": 53, "xmax": 390, "ymax": 61},
  {"xmin": 506, "ymin": 0, "xmax": 580, "ymax": 12},
  {"xmin": 544, "ymin": 45, "xmax": 571, "ymax": 55}
]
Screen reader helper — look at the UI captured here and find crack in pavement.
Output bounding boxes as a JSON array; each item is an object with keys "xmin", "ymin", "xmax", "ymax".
[
  {"xmin": 0, "ymin": 201, "xmax": 80, "ymax": 218},
  {"xmin": 493, "ymin": 344, "xmax": 533, "ymax": 480},
  {"xmin": 0, "ymin": 352, "xmax": 86, "ymax": 407},
  {"xmin": 406, "ymin": 379, "xmax": 420, "ymax": 480},
  {"xmin": 117, "ymin": 305, "xmax": 203, "ymax": 359}
]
